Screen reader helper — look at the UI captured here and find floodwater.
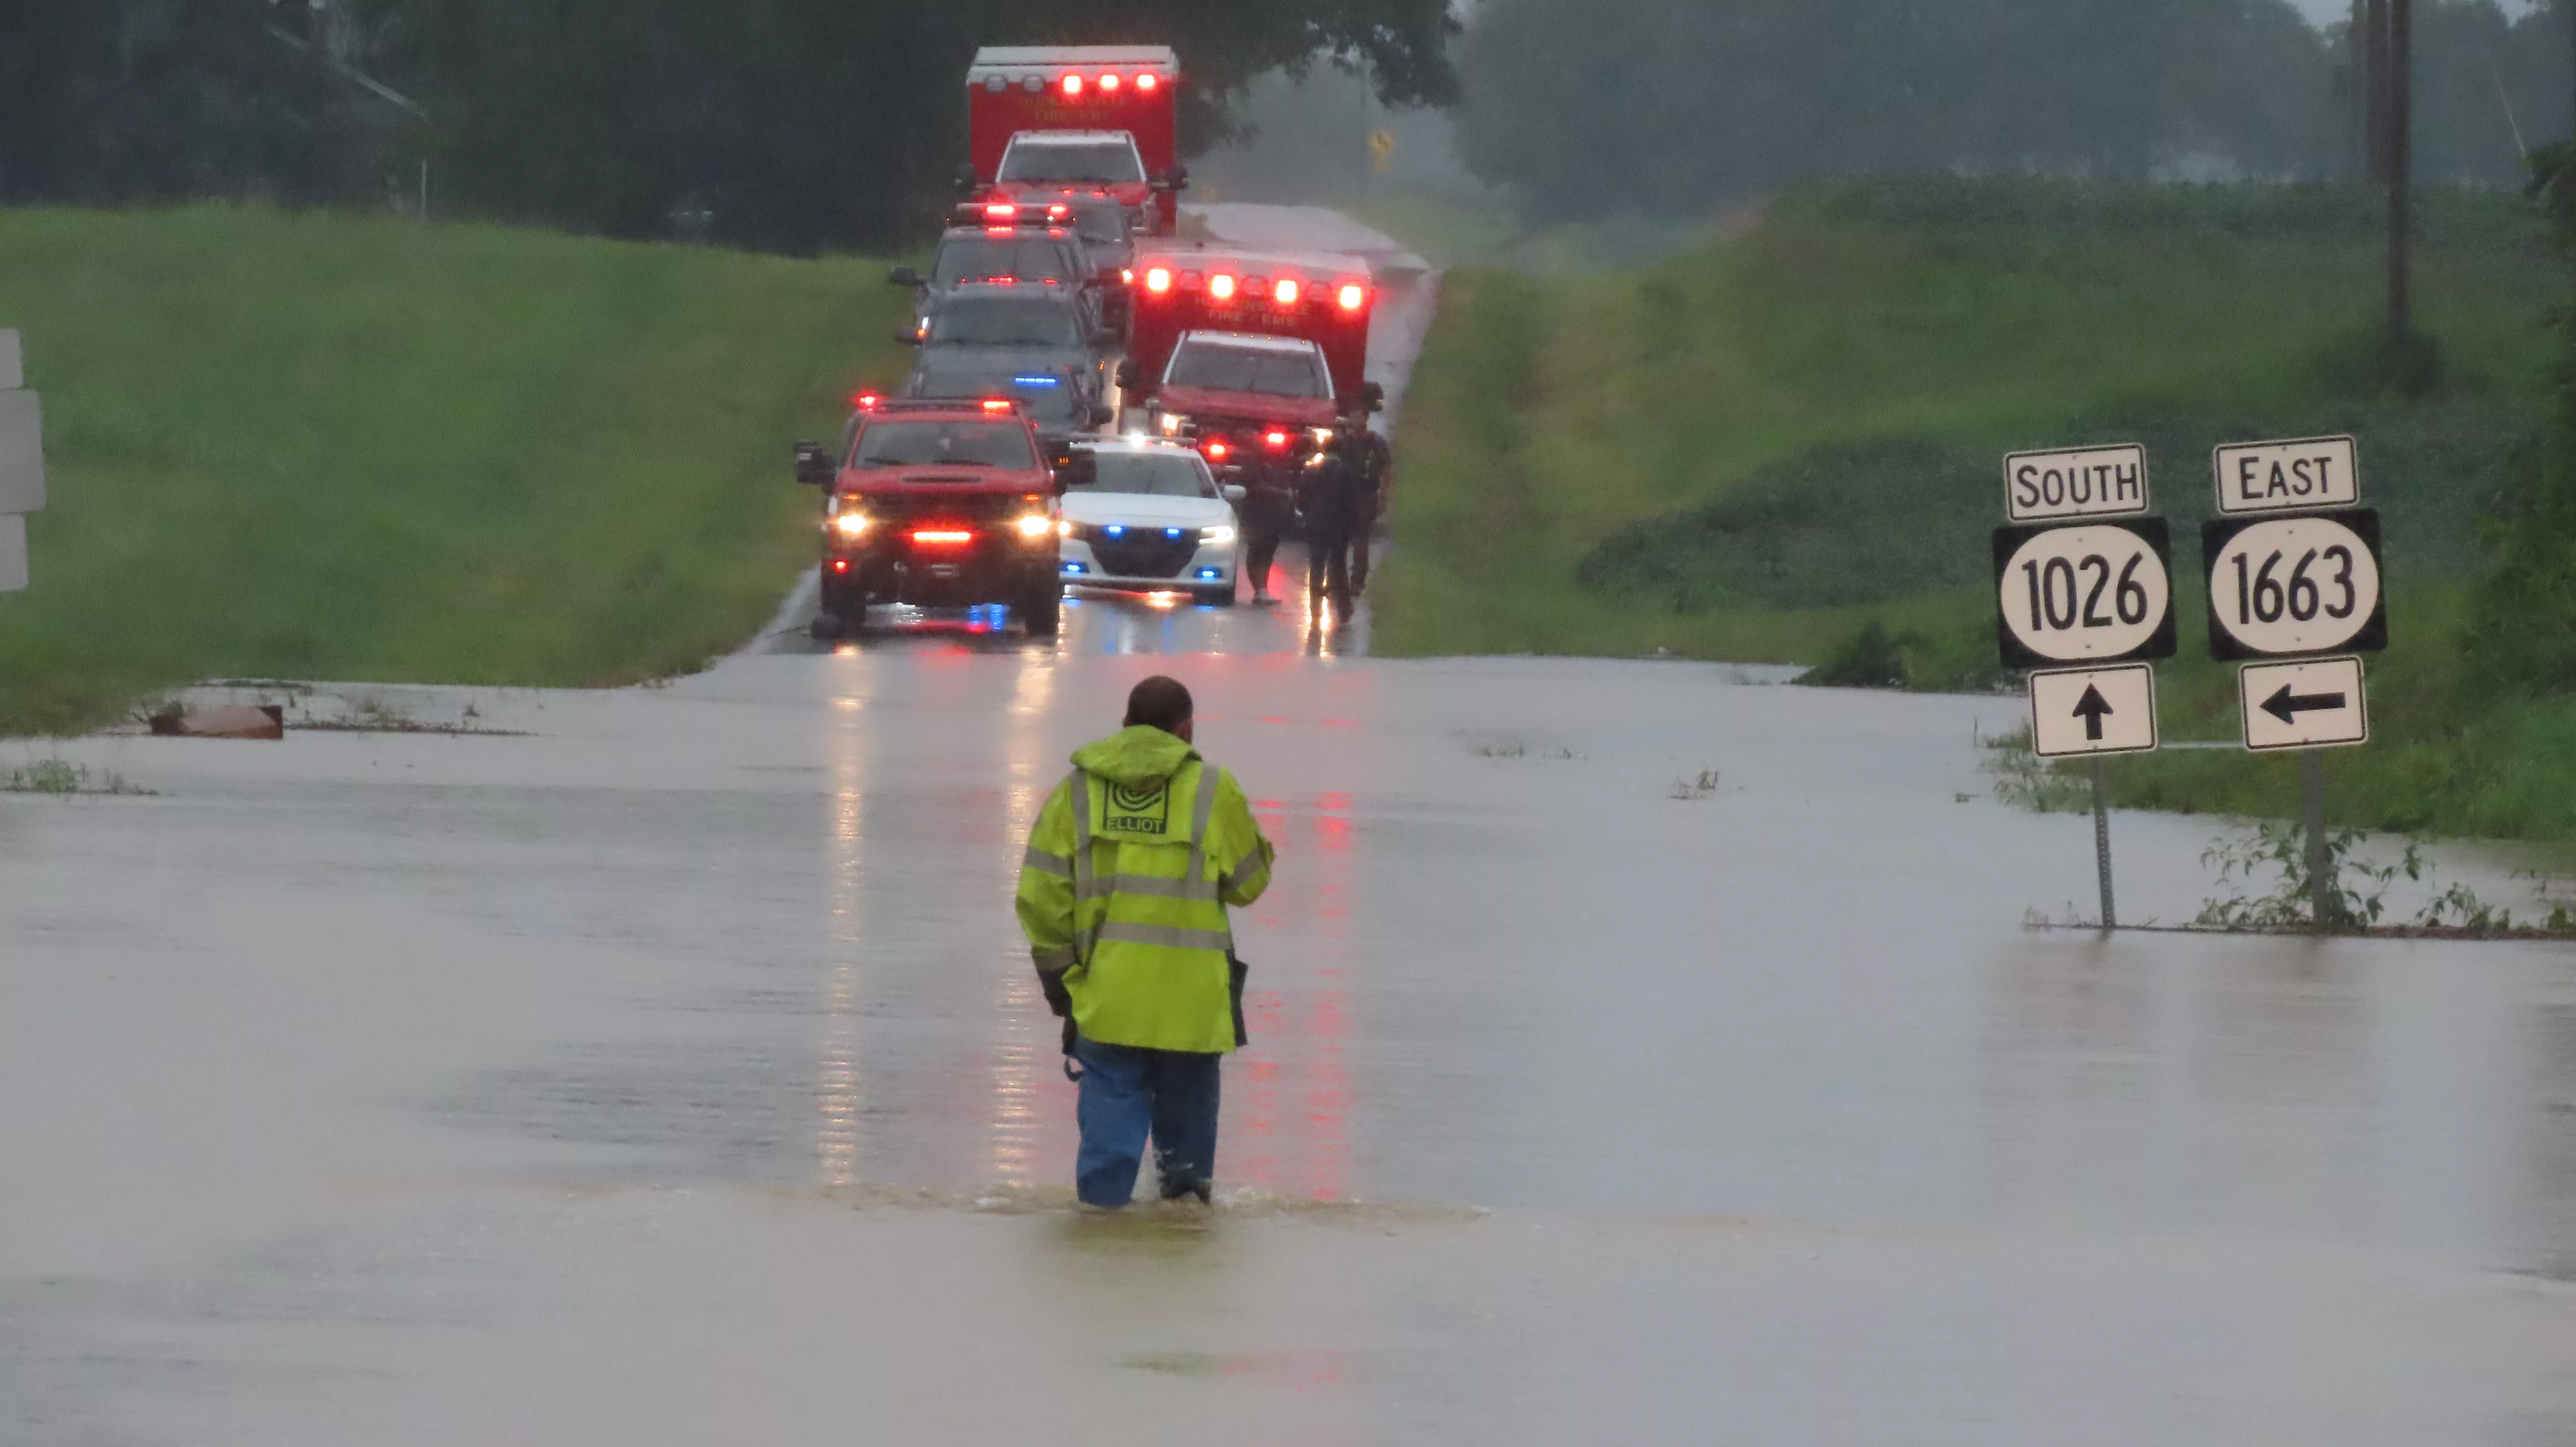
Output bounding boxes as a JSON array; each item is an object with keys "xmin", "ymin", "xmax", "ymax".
[{"xmin": 4, "ymin": 206, "xmax": 2574, "ymax": 1442}]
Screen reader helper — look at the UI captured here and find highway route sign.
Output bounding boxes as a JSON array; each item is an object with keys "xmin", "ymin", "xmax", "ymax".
[
  {"xmin": 2028, "ymin": 664, "xmax": 2159, "ymax": 759},
  {"xmin": 2004, "ymin": 443, "xmax": 2149, "ymax": 524},
  {"xmin": 2238, "ymin": 656, "xmax": 2369, "ymax": 752},
  {"xmin": 2202, "ymin": 509, "xmax": 2385, "ymax": 660},
  {"xmin": 2215, "ymin": 435, "xmax": 2358, "ymax": 516},
  {"xmin": 1992, "ymin": 518, "xmax": 2177, "ymax": 668},
  {"xmin": 0, "ymin": 389, "xmax": 43, "ymax": 515}
]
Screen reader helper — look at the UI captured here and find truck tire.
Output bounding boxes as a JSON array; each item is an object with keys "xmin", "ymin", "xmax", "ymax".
[{"xmin": 1023, "ymin": 590, "xmax": 1062, "ymax": 638}]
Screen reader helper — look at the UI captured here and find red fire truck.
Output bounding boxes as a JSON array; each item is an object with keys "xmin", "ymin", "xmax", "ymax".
[
  {"xmin": 965, "ymin": 46, "xmax": 1185, "ymax": 235},
  {"xmin": 1117, "ymin": 243, "xmax": 1381, "ymax": 466}
]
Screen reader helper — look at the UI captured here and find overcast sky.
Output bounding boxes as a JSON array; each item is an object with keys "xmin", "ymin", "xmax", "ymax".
[{"xmin": 2289, "ymin": 0, "xmax": 2536, "ymax": 21}]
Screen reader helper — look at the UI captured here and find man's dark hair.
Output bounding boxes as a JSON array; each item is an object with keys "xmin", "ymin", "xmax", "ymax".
[{"xmin": 1124, "ymin": 676, "xmax": 1194, "ymax": 734}]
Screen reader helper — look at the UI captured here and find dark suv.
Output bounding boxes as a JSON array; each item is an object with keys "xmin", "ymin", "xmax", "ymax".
[
  {"xmin": 794, "ymin": 400, "xmax": 1064, "ymax": 638},
  {"xmin": 892, "ymin": 226, "xmax": 1101, "ymax": 340}
]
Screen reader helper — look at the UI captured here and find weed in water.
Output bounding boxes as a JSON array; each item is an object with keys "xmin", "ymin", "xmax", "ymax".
[
  {"xmin": 1980, "ymin": 725, "xmax": 2091, "ymax": 813},
  {"xmin": 2196, "ymin": 821, "xmax": 2526, "ymax": 934},
  {"xmin": 1670, "ymin": 769, "xmax": 1721, "ymax": 801},
  {"xmin": 2, "ymin": 758, "xmax": 153, "ymax": 796}
]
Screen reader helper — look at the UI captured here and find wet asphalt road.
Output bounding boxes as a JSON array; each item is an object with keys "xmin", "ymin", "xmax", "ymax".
[{"xmin": 3, "ymin": 209, "xmax": 2575, "ymax": 1444}]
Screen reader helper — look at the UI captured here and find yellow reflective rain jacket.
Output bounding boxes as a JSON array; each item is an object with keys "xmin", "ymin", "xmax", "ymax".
[{"xmin": 1016, "ymin": 726, "xmax": 1276, "ymax": 1054}]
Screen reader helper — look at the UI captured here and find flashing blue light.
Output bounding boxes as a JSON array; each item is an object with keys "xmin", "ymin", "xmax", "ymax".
[
  {"xmin": 1165, "ymin": 527, "xmax": 1185, "ymax": 539},
  {"xmin": 1063, "ymin": 562, "xmax": 1089, "ymax": 574},
  {"xmin": 1011, "ymin": 375, "xmax": 1062, "ymax": 388},
  {"xmin": 1197, "ymin": 569, "xmax": 1222, "ymax": 580},
  {"xmin": 1105, "ymin": 525, "xmax": 1125, "ymax": 537}
]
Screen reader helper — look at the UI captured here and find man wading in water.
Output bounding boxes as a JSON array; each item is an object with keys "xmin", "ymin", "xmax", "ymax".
[{"xmin": 1015, "ymin": 676, "xmax": 1276, "ymax": 1206}]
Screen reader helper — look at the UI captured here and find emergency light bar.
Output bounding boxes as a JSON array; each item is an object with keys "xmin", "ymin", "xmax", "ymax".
[
  {"xmin": 1011, "ymin": 375, "xmax": 1061, "ymax": 388},
  {"xmin": 911, "ymin": 529, "xmax": 977, "ymax": 546}
]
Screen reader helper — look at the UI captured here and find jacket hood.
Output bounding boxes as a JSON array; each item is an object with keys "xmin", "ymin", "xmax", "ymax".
[{"xmin": 1073, "ymin": 726, "xmax": 1198, "ymax": 788}]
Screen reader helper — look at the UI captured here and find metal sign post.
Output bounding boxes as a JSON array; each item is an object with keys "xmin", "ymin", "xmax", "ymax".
[
  {"xmin": 2303, "ymin": 750, "xmax": 2334, "ymax": 932},
  {"xmin": 0, "ymin": 329, "xmax": 40, "ymax": 593},
  {"xmin": 1995, "ymin": 445, "xmax": 2169, "ymax": 931}
]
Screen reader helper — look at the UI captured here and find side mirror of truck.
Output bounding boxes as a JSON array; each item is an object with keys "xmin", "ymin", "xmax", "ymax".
[
  {"xmin": 895, "ymin": 328, "xmax": 922, "ymax": 346},
  {"xmin": 954, "ymin": 165, "xmax": 980, "ymax": 196},
  {"xmin": 1089, "ymin": 402, "xmax": 1116, "ymax": 428},
  {"xmin": 794, "ymin": 442, "xmax": 834, "ymax": 486},
  {"xmin": 887, "ymin": 265, "xmax": 923, "ymax": 288},
  {"xmin": 1153, "ymin": 163, "xmax": 1190, "ymax": 194},
  {"xmin": 1115, "ymin": 361, "xmax": 1141, "ymax": 390}
]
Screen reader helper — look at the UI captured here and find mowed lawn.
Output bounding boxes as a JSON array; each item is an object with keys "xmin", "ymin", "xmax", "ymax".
[
  {"xmin": 1377, "ymin": 181, "xmax": 2576, "ymax": 840},
  {"xmin": 0, "ymin": 205, "xmax": 906, "ymax": 733}
]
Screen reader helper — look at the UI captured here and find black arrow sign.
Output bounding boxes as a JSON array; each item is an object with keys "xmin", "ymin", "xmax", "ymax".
[
  {"xmin": 2072, "ymin": 685, "xmax": 2114, "ymax": 741},
  {"xmin": 2260, "ymin": 684, "xmax": 2348, "ymax": 725}
]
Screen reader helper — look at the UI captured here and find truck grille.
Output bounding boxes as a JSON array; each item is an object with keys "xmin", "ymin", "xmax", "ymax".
[{"xmin": 1076, "ymin": 525, "xmax": 1196, "ymax": 580}]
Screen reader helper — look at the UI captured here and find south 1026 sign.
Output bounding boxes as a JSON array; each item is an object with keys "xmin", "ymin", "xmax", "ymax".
[
  {"xmin": 2201, "ymin": 509, "xmax": 2387, "ymax": 660},
  {"xmin": 1992, "ymin": 519, "xmax": 2178, "ymax": 668}
]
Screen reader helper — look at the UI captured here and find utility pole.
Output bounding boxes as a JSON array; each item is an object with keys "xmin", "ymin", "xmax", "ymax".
[
  {"xmin": 2388, "ymin": 0, "xmax": 2414, "ymax": 350},
  {"xmin": 2364, "ymin": 0, "xmax": 2391, "ymax": 182}
]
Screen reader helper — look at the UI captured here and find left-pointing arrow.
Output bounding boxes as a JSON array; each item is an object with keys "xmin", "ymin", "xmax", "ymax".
[
  {"xmin": 2260, "ymin": 685, "xmax": 2347, "ymax": 725},
  {"xmin": 2072, "ymin": 684, "xmax": 2114, "ymax": 741}
]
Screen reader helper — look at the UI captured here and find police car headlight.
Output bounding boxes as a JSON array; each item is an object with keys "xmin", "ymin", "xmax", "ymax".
[
  {"xmin": 1014, "ymin": 513, "xmax": 1054, "ymax": 541},
  {"xmin": 1200, "ymin": 525, "xmax": 1237, "ymax": 547},
  {"xmin": 832, "ymin": 511, "xmax": 872, "ymax": 539}
]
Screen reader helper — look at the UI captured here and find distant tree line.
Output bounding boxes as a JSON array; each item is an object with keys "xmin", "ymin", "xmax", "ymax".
[
  {"xmin": 1455, "ymin": 0, "xmax": 2576, "ymax": 220},
  {"xmin": 0, "ymin": 0, "xmax": 1457, "ymax": 252}
]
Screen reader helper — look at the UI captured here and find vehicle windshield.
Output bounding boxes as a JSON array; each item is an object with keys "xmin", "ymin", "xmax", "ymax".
[
  {"xmin": 1069, "ymin": 206, "xmax": 1129, "ymax": 248},
  {"xmin": 1164, "ymin": 340, "xmax": 1331, "ymax": 400},
  {"xmin": 999, "ymin": 141, "xmax": 1144, "ymax": 184},
  {"xmin": 850, "ymin": 420, "xmax": 1038, "ymax": 470},
  {"xmin": 927, "ymin": 296, "xmax": 1084, "ymax": 347},
  {"xmin": 932, "ymin": 238, "xmax": 1076, "ymax": 287},
  {"xmin": 910, "ymin": 373, "xmax": 1079, "ymax": 425},
  {"xmin": 1075, "ymin": 451, "xmax": 1216, "ymax": 498}
]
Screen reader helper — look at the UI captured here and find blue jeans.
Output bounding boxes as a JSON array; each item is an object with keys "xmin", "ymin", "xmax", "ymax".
[{"xmin": 1072, "ymin": 1038, "xmax": 1222, "ymax": 1207}]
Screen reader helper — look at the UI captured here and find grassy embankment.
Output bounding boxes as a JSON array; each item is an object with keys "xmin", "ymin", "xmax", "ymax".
[
  {"xmin": 1378, "ymin": 180, "xmax": 2576, "ymax": 841},
  {"xmin": 0, "ymin": 205, "xmax": 908, "ymax": 734}
]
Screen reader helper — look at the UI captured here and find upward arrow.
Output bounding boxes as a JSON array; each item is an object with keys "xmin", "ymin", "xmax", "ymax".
[{"xmin": 2072, "ymin": 684, "xmax": 2114, "ymax": 742}]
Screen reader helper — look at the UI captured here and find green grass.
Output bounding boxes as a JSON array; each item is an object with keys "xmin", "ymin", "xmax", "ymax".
[
  {"xmin": 1378, "ymin": 178, "xmax": 2576, "ymax": 840},
  {"xmin": 0, "ymin": 204, "xmax": 907, "ymax": 734}
]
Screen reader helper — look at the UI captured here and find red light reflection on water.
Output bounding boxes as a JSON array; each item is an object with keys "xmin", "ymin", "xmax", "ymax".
[{"xmin": 1235, "ymin": 791, "xmax": 1354, "ymax": 1201}]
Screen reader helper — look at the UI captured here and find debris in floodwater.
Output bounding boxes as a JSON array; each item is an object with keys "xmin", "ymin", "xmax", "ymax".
[
  {"xmin": 1, "ymin": 758, "xmax": 153, "ymax": 796},
  {"xmin": 148, "ymin": 703, "xmax": 284, "ymax": 740},
  {"xmin": 1669, "ymin": 769, "xmax": 1720, "ymax": 801}
]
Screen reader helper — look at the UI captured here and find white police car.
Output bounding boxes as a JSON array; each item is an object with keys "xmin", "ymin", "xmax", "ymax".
[{"xmin": 1056, "ymin": 437, "xmax": 1243, "ymax": 606}]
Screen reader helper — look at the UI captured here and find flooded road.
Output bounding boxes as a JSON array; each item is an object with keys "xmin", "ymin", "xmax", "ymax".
[
  {"xmin": 5, "ymin": 652, "xmax": 2574, "ymax": 1444},
  {"xmin": 4, "ymin": 202, "xmax": 2574, "ymax": 1442}
]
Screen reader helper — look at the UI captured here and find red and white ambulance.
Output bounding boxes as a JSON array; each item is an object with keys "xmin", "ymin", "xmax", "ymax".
[
  {"xmin": 965, "ymin": 46, "xmax": 1185, "ymax": 235},
  {"xmin": 1117, "ymin": 242, "xmax": 1381, "ymax": 470}
]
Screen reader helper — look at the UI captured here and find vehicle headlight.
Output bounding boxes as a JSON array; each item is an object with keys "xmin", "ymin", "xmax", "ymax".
[
  {"xmin": 1200, "ymin": 525, "xmax": 1237, "ymax": 547},
  {"xmin": 1056, "ymin": 519, "xmax": 1074, "ymax": 539},
  {"xmin": 1159, "ymin": 413, "xmax": 1187, "ymax": 435},
  {"xmin": 832, "ymin": 511, "xmax": 872, "ymax": 539},
  {"xmin": 1014, "ymin": 513, "xmax": 1054, "ymax": 541}
]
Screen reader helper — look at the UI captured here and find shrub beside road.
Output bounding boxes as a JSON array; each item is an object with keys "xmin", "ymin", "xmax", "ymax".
[
  {"xmin": 0, "ymin": 205, "xmax": 905, "ymax": 734},
  {"xmin": 1378, "ymin": 179, "xmax": 2576, "ymax": 841}
]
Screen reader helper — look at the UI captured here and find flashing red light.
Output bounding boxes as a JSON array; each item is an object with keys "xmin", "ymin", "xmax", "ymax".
[
  {"xmin": 1144, "ymin": 267, "xmax": 1173, "ymax": 294},
  {"xmin": 851, "ymin": 391, "xmax": 882, "ymax": 410},
  {"xmin": 1263, "ymin": 429, "xmax": 1290, "ymax": 451},
  {"xmin": 1136, "ymin": 73, "xmax": 1158, "ymax": 94},
  {"xmin": 1274, "ymin": 279, "xmax": 1301, "ymax": 306},
  {"xmin": 984, "ymin": 202, "xmax": 1016, "ymax": 221},
  {"xmin": 1099, "ymin": 73, "xmax": 1122, "ymax": 93},
  {"xmin": 1061, "ymin": 74, "xmax": 1084, "ymax": 97},
  {"xmin": 1338, "ymin": 283, "xmax": 1367, "ymax": 312},
  {"xmin": 912, "ymin": 529, "xmax": 977, "ymax": 546},
  {"xmin": 984, "ymin": 226, "xmax": 1014, "ymax": 237},
  {"xmin": 1209, "ymin": 273, "xmax": 1237, "ymax": 301},
  {"xmin": 980, "ymin": 399, "xmax": 1014, "ymax": 413},
  {"xmin": 831, "ymin": 559, "xmax": 851, "ymax": 573},
  {"xmin": 1205, "ymin": 441, "xmax": 1231, "ymax": 462},
  {"xmin": 1047, "ymin": 203, "xmax": 1069, "ymax": 219}
]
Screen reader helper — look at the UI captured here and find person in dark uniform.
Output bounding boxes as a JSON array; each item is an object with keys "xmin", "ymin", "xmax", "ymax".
[
  {"xmin": 1297, "ymin": 428, "xmax": 1365, "ymax": 614},
  {"xmin": 1235, "ymin": 443, "xmax": 1298, "ymax": 606},
  {"xmin": 1348, "ymin": 426, "xmax": 1392, "ymax": 596}
]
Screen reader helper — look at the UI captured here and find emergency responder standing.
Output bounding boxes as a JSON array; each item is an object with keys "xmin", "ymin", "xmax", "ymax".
[
  {"xmin": 1016, "ymin": 677, "xmax": 1276, "ymax": 1207},
  {"xmin": 1298, "ymin": 427, "xmax": 1365, "ymax": 614},
  {"xmin": 1349, "ymin": 425, "xmax": 1392, "ymax": 597},
  {"xmin": 1236, "ymin": 443, "xmax": 1298, "ymax": 606}
]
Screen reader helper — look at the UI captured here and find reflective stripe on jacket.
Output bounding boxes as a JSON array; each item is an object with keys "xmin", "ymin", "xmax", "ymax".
[{"xmin": 1016, "ymin": 725, "xmax": 1275, "ymax": 1054}]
